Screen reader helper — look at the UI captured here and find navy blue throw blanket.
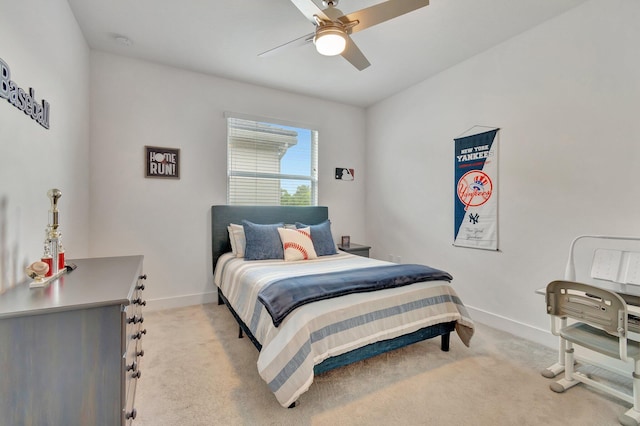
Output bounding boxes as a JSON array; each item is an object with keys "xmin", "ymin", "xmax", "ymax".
[{"xmin": 258, "ymin": 264, "xmax": 453, "ymax": 327}]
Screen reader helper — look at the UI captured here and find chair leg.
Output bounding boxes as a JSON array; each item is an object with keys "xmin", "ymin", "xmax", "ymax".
[
  {"xmin": 543, "ymin": 334, "xmax": 569, "ymax": 378},
  {"xmin": 550, "ymin": 341, "xmax": 580, "ymax": 393},
  {"xmin": 619, "ymin": 359, "xmax": 640, "ymax": 426}
]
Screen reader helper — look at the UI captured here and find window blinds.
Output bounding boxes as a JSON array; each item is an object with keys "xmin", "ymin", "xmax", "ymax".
[{"xmin": 226, "ymin": 116, "xmax": 318, "ymax": 206}]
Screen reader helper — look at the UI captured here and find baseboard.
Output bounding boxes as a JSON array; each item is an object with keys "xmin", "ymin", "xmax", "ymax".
[
  {"xmin": 143, "ymin": 294, "xmax": 557, "ymax": 347},
  {"xmin": 466, "ymin": 305, "xmax": 634, "ymax": 376},
  {"xmin": 143, "ymin": 295, "xmax": 556, "ymax": 346},
  {"xmin": 465, "ymin": 305, "xmax": 557, "ymax": 349},
  {"xmin": 142, "ymin": 294, "xmax": 634, "ymax": 376},
  {"xmin": 144, "ymin": 291, "xmax": 217, "ymax": 311}
]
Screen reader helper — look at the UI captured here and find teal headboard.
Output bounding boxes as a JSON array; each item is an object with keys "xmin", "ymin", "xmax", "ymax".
[{"xmin": 210, "ymin": 205, "xmax": 329, "ymax": 273}]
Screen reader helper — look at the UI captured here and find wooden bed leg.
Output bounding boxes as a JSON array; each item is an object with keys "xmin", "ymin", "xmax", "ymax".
[
  {"xmin": 441, "ymin": 332, "xmax": 450, "ymax": 352},
  {"xmin": 217, "ymin": 289, "xmax": 223, "ymax": 305},
  {"xmin": 238, "ymin": 326, "xmax": 243, "ymax": 339}
]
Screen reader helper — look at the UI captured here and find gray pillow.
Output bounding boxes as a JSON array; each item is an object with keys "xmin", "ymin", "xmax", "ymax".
[
  {"xmin": 295, "ymin": 220, "xmax": 337, "ymax": 256},
  {"xmin": 242, "ymin": 220, "xmax": 284, "ymax": 260}
]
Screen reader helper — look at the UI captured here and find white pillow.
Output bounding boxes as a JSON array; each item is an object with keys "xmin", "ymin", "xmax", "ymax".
[
  {"xmin": 227, "ymin": 226, "xmax": 236, "ymax": 254},
  {"xmin": 277, "ymin": 227, "xmax": 317, "ymax": 261},
  {"xmin": 227, "ymin": 223, "xmax": 246, "ymax": 258}
]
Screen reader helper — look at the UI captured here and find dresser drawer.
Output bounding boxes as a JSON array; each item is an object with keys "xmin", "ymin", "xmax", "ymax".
[
  {"xmin": 122, "ymin": 316, "xmax": 144, "ymax": 425},
  {"xmin": 124, "ymin": 278, "xmax": 146, "ymax": 351},
  {"xmin": 123, "ymin": 272, "xmax": 146, "ymax": 424},
  {"xmin": 123, "ymin": 347, "xmax": 141, "ymax": 425},
  {"xmin": 337, "ymin": 243, "xmax": 371, "ymax": 258},
  {"xmin": 124, "ymin": 387, "xmax": 138, "ymax": 425},
  {"xmin": 124, "ymin": 303, "xmax": 144, "ymax": 332}
]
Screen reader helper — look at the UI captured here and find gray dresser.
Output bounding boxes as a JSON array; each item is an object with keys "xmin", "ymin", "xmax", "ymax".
[{"xmin": 0, "ymin": 255, "xmax": 146, "ymax": 425}]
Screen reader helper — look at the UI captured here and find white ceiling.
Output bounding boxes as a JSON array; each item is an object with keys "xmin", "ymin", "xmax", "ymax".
[{"xmin": 67, "ymin": 0, "xmax": 588, "ymax": 107}]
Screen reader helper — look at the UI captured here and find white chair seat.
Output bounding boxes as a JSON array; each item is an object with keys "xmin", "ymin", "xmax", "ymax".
[{"xmin": 560, "ymin": 322, "xmax": 640, "ymax": 360}]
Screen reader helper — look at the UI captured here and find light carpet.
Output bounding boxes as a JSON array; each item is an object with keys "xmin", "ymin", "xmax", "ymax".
[{"xmin": 133, "ymin": 303, "xmax": 630, "ymax": 426}]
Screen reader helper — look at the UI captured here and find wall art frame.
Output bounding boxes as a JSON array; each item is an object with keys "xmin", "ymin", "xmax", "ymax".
[{"xmin": 145, "ymin": 146, "xmax": 180, "ymax": 179}]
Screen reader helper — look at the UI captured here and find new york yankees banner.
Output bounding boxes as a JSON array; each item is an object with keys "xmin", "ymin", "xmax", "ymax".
[{"xmin": 454, "ymin": 127, "xmax": 499, "ymax": 250}]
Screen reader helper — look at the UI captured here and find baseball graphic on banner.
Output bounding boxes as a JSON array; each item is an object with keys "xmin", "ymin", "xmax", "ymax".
[{"xmin": 457, "ymin": 170, "xmax": 493, "ymax": 211}]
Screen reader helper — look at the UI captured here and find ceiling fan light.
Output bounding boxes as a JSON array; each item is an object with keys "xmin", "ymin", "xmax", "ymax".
[{"xmin": 314, "ymin": 27, "xmax": 346, "ymax": 56}]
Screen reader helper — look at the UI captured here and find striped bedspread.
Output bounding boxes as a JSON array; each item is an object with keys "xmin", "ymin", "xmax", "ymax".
[{"xmin": 213, "ymin": 252, "xmax": 474, "ymax": 407}]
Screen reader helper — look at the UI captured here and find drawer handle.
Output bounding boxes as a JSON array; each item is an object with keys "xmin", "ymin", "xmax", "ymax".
[
  {"xmin": 132, "ymin": 329, "xmax": 147, "ymax": 340},
  {"xmin": 125, "ymin": 408, "xmax": 137, "ymax": 420},
  {"xmin": 131, "ymin": 370, "xmax": 142, "ymax": 379},
  {"xmin": 126, "ymin": 361, "xmax": 138, "ymax": 372},
  {"xmin": 127, "ymin": 315, "xmax": 144, "ymax": 324},
  {"xmin": 136, "ymin": 349, "xmax": 145, "ymax": 358},
  {"xmin": 136, "ymin": 274, "xmax": 147, "ymax": 291},
  {"xmin": 132, "ymin": 298, "xmax": 147, "ymax": 306}
]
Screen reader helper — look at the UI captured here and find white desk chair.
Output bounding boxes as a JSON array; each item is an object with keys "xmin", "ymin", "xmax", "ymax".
[
  {"xmin": 543, "ymin": 235, "xmax": 640, "ymax": 379},
  {"xmin": 547, "ymin": 280, "xmax": 640, "ymax": 426}
]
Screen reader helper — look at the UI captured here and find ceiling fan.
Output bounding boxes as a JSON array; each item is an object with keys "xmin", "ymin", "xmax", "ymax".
[{"xmin": 259, "ymin": 0, "xmax": 429, "ymax": 71}]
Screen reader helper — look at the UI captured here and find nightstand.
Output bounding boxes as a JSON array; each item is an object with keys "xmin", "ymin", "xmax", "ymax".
[{"xmin": 337, "ymin": 243, "xmax": 371, "ymax": 258}]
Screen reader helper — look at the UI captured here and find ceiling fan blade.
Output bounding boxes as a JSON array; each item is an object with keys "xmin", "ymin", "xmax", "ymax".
[
  {"xmin": 339, "ymin": 0, "xmax": 429, "ymax": 34},
  {"xmin": 290, "ymin": 0, "xmax": 330, "ymax": 23},
  {"xmin": 258, "ymin": 32, "xmax": 315, "ymax": 57},
  {"xmin": 341, "ymin": 35, "xmax": 371, "ymax": 71}
]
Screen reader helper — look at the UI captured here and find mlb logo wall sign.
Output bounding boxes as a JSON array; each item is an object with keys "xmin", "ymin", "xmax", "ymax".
[
  {"xmin": 145, "ymin": 146, "xmax": 180, "ymax": 179},
  {"xmin": 335, "ymin": 168, "xmax": 354, "ymax": 181}
]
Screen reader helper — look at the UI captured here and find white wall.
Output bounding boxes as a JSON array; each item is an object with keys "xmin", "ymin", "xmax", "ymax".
[
  {"xmin": 0, "ymin": 0, "xmax": 90, "ymax": 292},
  {"xmin": 89, "ymin": 52, "xmax": 366, "ymax": 309},
  {"xmin": 366, "ymin": 0, "xmax": 640, "ymax": 347},
  {"xmin": 6, "ymin": 0, "xmax": 636, "ymax": 356}
]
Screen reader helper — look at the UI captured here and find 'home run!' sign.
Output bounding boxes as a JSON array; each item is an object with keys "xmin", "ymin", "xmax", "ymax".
[
  {"xmin": 453, "ymin": 128, "xmax": 499, "ymax": 250},
  {"xmin": 145, "ymin": 146, "xmax": 180, "ymax": 179}
]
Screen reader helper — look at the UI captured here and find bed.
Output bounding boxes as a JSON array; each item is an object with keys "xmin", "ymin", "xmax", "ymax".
[{"xmin": 211, "ymin": 205, "xmax": 474, "ymax": 407}]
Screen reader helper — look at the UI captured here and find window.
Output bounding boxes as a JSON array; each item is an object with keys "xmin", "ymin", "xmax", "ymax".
[{"xmin": 226, "ymin": 115, "xmax": 318, "ymax": 206}]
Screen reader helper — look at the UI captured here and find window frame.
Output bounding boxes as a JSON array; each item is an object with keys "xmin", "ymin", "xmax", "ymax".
[{"xmin": 225, "ymin": 112, "xmax": 319, "ymax": 206}]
